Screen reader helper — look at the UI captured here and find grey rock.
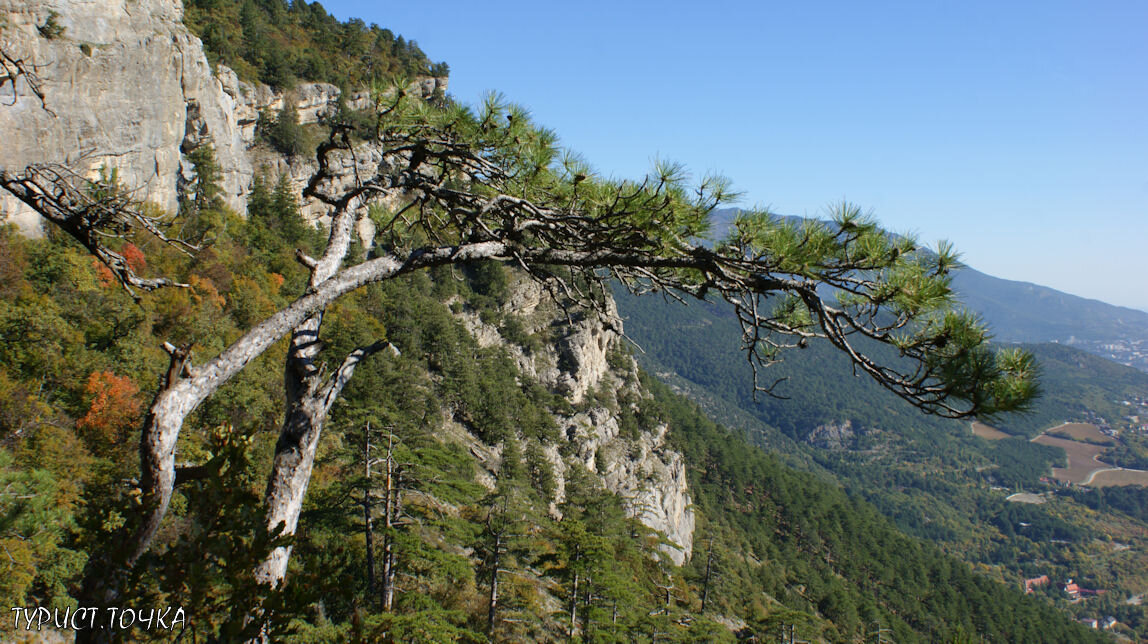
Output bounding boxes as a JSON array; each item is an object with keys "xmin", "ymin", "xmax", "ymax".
[
  {"xmin": 1, "ymin": 0, "xmax": 445, "ymax": 239},
  {"xmin": 806, "ymin": 419, "xmax": 858, "ymax": 450},
  {"xmin": 0, "ymin": 0, "xmax": 249, "ymax": 231},
  {"xmin": 458, "ymin": 276, "xmax": 696, "ymax": 565}
]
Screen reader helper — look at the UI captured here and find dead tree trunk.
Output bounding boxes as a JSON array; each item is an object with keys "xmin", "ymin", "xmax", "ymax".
[
  {"xmin": 654, "ymin": 571, "xmax": 674, "ymax": 615},
  {"xmin": 580, "ymin": 575, "xmax": 594, "ymax": 641},
  {"xmin": 487, "ymin": 529, "xmax": 503, "ymax": 636},
  {"xmin": 363, "ymin": 424, "xmax": 376, "ymax": 598},
  {"xmin": 483, "ymin": 493, "xmax": 518, "ymax": 638},
  {"xmin": 700, "ymin": 536, "xmax": 715, "ymax": 613},
  {"xmin": 568, "ymin": 571, "xmax": 579, "ymax": 640},
  {"xmin": 380, "ymin": 433, "xmax": 399, "ymax": 612},
  {"xmin": 69, "ymin": 240, "xmax": 488, "ymax": 619}
]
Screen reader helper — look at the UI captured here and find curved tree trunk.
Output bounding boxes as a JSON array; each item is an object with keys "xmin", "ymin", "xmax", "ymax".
[{"xmin": 75, "ymin": 243, "xmax": 502, "ymax": 621}]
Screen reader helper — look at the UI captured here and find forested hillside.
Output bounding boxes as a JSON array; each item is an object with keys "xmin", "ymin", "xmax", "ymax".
[
  {"xmin": 183, "ymin": 0, "xmax": 448, "ymax": 88},
  {"xmin": 0, "ymin": 219, "xmax": 1104, "ymax": 642},
  {"xmin": 0, "ymin": 0, "xmax": 1128, "ymax": 640},
  {"xmin": 616, "ymin": 285, "xmax": 1148, "ymax": 441},
  {"xmin": 616, "ymin": 268, "xmax": 1148, "ymax": 639}
]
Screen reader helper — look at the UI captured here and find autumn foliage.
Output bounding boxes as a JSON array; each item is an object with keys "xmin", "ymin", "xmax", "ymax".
[
  {"xmin": 77, "ymin": 370, "xmax": 142, "ymax": 455},
  {"xmin": 93, "ymin": 242, "xmax": 147, "ymax": 288}
]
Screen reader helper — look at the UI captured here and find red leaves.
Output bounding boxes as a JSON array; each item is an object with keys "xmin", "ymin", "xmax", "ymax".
[
  {"xmin": 121, "ymin": 242, "xmax": 147, "ymax": 273},
  {"xmin": 77, "ymin": 371, "xmax": 142, "ymax": 455},
  {"xmin": 93, "ymin": 242, "xmax": 147, "ymax": 288}
]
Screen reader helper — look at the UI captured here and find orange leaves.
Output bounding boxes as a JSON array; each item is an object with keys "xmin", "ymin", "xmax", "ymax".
[
  {"xmin": 93, "ymin": 258, "xmax": 116, "ymax": 287},
  {"xmin": 121, "ymin": 242, "xmax": 147, "ymax": 273},
  {"xmin": 77, "ymin": 371, "xmax": 142, "ymax": 455},
  {"xmin": 189, "ymin": 274, "xmax": 226, "ymax": 311},
  {"xmin": 92, "ymin": 242, "xmax": 147, "ymax": 288}
]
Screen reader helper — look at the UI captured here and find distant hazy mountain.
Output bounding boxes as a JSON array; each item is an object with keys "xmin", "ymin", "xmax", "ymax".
[
  {"xmin": 706, "ymin": 208, "xmax": 1148, "ymax": 370},
  {"xmin": 950, "ymin": 268, "xmax": 1148, "ymax": 343},
  {"xmin": 614, "ymin": 286, "xmax": 1148, "ymax": 441}
]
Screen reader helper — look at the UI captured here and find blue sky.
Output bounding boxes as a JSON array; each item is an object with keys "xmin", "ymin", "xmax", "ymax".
[{"xmin": 322, "ymin": 1, "xmax": 1147, "ymax": 312}]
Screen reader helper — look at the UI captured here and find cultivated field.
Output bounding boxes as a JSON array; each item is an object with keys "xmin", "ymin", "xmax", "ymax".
[
  {"xmin": 1006, "ymin": 492, "xmax": 1046, "ymax": 504},
  {"xmin": 1087, "ymin": 469, "xmax": 1148, "ymax": 487},
  {"xmin": 1031, "ymin": 434, "xmax": 1110, "ymax": 485},
  {"xmin": 1047, "ymin": 422, "xmax": 1114, "ymax": 445},
  {"xmin": 971, "ymin": 421, "xmax": 1011, "ymax": 440}
]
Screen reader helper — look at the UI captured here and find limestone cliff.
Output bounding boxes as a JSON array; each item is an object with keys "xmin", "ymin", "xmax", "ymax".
[
  {"xmin": 458, "ymin": 277, "xmax": 696, "ymax": 565},
  {"xmin": 0, "ymin": 0, "xmax": 444, "ymax": 234},
  {"xmin": 0, "ymin": 0, "xmax": 249, "ymax": 232}
]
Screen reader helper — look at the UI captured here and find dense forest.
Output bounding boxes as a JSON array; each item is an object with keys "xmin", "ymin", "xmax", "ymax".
[{"xmin": 182, "ymin": 0, "xmax": 448, "ymax": 89}]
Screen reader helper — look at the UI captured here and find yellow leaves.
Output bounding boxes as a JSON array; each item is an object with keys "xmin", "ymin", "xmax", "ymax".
[
  {"xmin": 0, "ymin": 535, "xmax": 36, "ymax": 608},
  {"xmin": 0, "ymin": 370, "xmax": 51, "ymax": 443},
  {"xmin": 0, "ymin": 228, "xmax": 27, "ymax": 299},
  {"xmin": 190, "ymin": 274, "xmax": 226, "ymax": 311},
  {"xmin": 101, "ymin": 509, "xmax": 126, "ymax": 532}
]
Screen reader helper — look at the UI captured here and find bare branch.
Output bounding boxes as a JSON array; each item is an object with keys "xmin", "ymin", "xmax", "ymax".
[
  {"xmin": 0, "ymin": 42, "xmax": 53, "ymax": 114},
  {"xmin": 0, "ymin": 164, "xmax": 198, "ymax": 296},
  {"xmin": 295, "ymin": 250, "xmax": 318, "ymax": 270},
  {"xmin": 320, "ymin": 340, "xmax": 400, "ymax": 412}
]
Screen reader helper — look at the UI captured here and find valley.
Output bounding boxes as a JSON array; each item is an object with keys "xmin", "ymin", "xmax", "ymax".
[
  {"xmin": 1032, "ymin": 424, "xmax": 1117, "ymax": 486},
  {"xmin": 615, "ymin": 284, "xmax": 1148, "ymax": 639},
  {"xmin": 979, "ymin": 420, "xmax": 1148, "ymax": 488}
]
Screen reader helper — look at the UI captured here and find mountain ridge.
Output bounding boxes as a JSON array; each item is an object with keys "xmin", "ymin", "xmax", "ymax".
[{"xmin": 708, "ymin": 207, "xmax": 1148, "ymax": 370}]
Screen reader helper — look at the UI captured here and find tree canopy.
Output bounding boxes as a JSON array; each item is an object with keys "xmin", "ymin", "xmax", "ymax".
[{"xmin": 183, "ymin": 0, "xmax": 447, "ymax": 89}]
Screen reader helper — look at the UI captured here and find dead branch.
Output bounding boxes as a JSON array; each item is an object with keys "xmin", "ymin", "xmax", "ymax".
[
  {"xmin": 0, "ymin": 42, "xmax": 53, "ymax": 114},
  {"xmin": 0, "ymin": 164, "xmax": 198, "ymax": 296}
]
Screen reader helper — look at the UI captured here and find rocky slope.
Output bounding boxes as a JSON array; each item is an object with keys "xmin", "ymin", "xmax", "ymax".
[{"xmin": 458, "ymin": 276, "xmax": 695, "ymax": 564}]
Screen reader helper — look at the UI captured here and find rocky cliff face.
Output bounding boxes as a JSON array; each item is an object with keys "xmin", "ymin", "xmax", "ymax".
[
  {"xmin": 459, "ymin": 277, "xmax": 696, "ymax": 565},
  {"xmin": 1, "ymin": 0, "xmax": 694, "ymax": 566},
  {"xmin": 0, "ymin": 0, "xmax": 249, "ymax": 232},
  {"xmin": 0, "ymin": 0, "xmax": 444, "ymax": 234},
  {"xmin": 805, "ymin": 419, "xmax": 859, "ymax": 450}
]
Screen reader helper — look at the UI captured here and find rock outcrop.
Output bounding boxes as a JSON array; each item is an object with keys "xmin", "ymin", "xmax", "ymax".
[
  {"xmin": 561, "ymin": 409, "xmax": 695, "ymax": 565},
  {"xmin": 0, "ymin": 0, "xmax": 446, "ymax": 235},
  {"xmin": 805, "ymin": 419, "xmax": 859, "ymax": 450},
  {"xmin": 458, "ymin": 276, "xmax": 696, "ymax": 565}
]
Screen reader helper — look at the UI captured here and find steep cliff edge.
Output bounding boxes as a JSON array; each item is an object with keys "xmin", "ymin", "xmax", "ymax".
[
  {"xmin": 0, "ymin": 0, "xmax": 250, "ymax": 231},
  {"xmin": 0, "ymin": 0, "xmax": 444, "ymax": 234},
  {"xmin": 457, "ymin": 276, "xmax": 695, "ymax": 564}
]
